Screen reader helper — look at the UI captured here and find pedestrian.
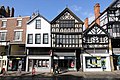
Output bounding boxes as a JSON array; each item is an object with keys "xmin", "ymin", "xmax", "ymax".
[
  {"xmin": 1, "ymin": 68, "xmax": 6, "ymax": 75},
  {"xmin": 54, "ymin": 63, "xmax": 59, "ymax": 74},
  {"xmin": 18, "ymin": 63, "xmax": 22, "ymax": 74},
  {"xmin": 32, "ymin": 67, "xmax": 36, "ymax": 76}
]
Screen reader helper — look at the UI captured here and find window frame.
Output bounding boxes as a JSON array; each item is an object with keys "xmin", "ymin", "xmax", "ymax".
[
  {"xmin": 2, "ymin": 21, "xmax": 7, "ymax": 28},
  {"xmin": 36, "ymin": 19, "xmax": 41, "ymax": 29},
  {"xmin": 59, "ymin": 20, "xmax": 75, "ymax": 28},
  {"xmin": 35, "ymin": 34, "xmax": 41, "ymax": 44},
  {"xmin": 0, "ymin": 32, "xmax": 7, "ymax": 41},
  {"xmin": 43, "ymin": 33, "xmax": 49, "ymax": 44},
  {"xmin": 27, "ymin": 34, "xmax": 33, "ymax": 44},
  {"xmin": 17, "ymin": 20, "xmax": 22, "ymax": 27},
  {"xmin": 14, "ymin": 31, "xmax": 22, "ymax": 41}
]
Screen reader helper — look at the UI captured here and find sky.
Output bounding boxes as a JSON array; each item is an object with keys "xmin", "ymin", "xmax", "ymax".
[{"xmin": 0, "ymin": 0, "xmax": 113, "ymax": 23}]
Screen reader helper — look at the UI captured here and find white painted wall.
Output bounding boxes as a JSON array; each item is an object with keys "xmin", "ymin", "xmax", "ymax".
[
  {"xmin": 26, "ymin": 16, "xmax": 51, "ymax": 47},
  {"xmin": 82, "ymin": 53, "xmax": 111, "ymax": 72}
]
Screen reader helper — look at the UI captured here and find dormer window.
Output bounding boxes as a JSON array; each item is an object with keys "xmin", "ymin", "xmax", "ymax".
[
  {"xmin": 36, "ymin": 20, "xmax": 41, "ymax": 29},
  {"xmin": 17, "ymin": 20, "xmax": 22, "ymax": 27},
  {"xmin": 2, "ymin": 21, "xmax": 7, "ymax": 28},
  {"xmin": 60, "ymin": 20, "xmax": 75, "ymax": 28}
]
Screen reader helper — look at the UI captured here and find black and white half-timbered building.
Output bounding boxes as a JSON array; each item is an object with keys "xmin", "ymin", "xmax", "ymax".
[
  {"xmin": 90, "ymin": 0, "xmax": 120, "ymax": 71},
  {"xmin": 51, "ymin": 8, "xmax": 83, "ymax": 71},
  {"xmin": 82, "ymin": 23, "xmax": 111, "ymax": 71}
]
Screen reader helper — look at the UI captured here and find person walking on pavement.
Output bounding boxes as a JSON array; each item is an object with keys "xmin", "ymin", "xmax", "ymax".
[{"xmin": 54, "ymin": 63, "xmax": 59, "ymax": 74}]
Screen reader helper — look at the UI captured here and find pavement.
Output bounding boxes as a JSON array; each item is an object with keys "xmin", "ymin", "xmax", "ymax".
[{"xmin": 1, "ymin": 71, "xmax": 120, "ymax": 78}]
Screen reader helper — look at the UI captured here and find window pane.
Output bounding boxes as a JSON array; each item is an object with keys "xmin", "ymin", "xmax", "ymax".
[
  {"xmin": 14, "ymin": 31, "xmax": 22, "ymax": 41},
  {"xmin": 36, "ymin": 20, "xmax": 41, "ymax": 29},
  {"xmin": 28, "ymin": 34, "xmax": 33, "ymax": 44},
  {"xmin": 43, "ymin": 34, "xmax": 48, "ymax": 44},
  {"xmin": 0, "ymin": 32, "xmax": 6, "ymax": 41},
  {"xmin": 2, "ymin": 21, "xmax": 6, "ymax": 28},
  {"xmin": 60, "ymin": 20, "xmax": 75, "ymax": 28},
  {"xmin": 17, "ymin": 20, "xmax": 22, "ymax": 26},
  {"xmin": 35, "ymin": 34, "xmax": 41, "ymax": 44}
]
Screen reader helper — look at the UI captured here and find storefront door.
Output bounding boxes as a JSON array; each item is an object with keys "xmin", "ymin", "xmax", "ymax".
[{"xmin": 54, "ymin": 57, "xmax": 75, "ymax": 71}]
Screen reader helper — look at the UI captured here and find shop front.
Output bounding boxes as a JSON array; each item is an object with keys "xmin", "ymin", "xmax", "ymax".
[
  {"xmin": 54, "ymin": 56, "xmax": 76, "ymax": 71},
  {"xmin": 7, "ymin": 56, "xmax": 26, "ymax": 71},
  {"xmin": 113, "ymin": 54, "xmax": 120, "ymax": 70},
  {"xmin": 26, "ymin": 55, "xmax": 51, "ymax": 72},
  {"xmin": 82, "ymin": 54, "xmax": 111, "ymax": 72},
  {"xmin": 53, "ymin": 52, "xmax": 78, "ymax": 71}
]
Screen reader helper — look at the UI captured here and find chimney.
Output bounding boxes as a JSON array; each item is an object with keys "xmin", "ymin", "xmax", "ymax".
[
  {"xmin": 94, "ymin": 3, "xmax": 100, "ymax": 25},
  {"xmin": 11, "ymin": 7, "xmax": 14, "ymax": 17},
  {"xmin": 6, "ymin": 6, "xmax": 10, "ymax": 17},
  {"xmin": 84, "ymin": 18, "xmax": 89, "ymax": 29}
]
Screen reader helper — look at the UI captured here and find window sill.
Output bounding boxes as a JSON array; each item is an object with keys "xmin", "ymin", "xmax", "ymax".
[
  {"xmin": 16, "ymin": 26, "xmax": 22, "ymax": 27},
  {"xmin": 14, "ymin": 40, "xmax": 22, "ymax": 42},
  {"xmin": 1, "ymin": 27, "xmax": 6, "ymax": 28}
]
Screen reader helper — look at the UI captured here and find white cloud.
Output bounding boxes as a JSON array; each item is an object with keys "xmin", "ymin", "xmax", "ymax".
[
  {"xmin": 71, "ymin": 5, "xmax": 82, "ymax": 12},
  {"xmin": 83, "ymin": 12, "xmax": 95, "ymax": 24}
]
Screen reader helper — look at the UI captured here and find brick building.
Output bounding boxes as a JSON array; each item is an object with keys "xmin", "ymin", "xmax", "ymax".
[{"xmin": 0, "ymin": 16, "xmax": 30, "ymax": 71}]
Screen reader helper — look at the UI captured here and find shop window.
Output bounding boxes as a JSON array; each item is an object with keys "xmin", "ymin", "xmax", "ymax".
[
  {"xmin": 0, "ymin": 60, "xmax": 1, "ymax": 67},
  {"xmin": 38, "ymin": 59, "xmax": 49, "ymax": 67},
  {"xmin": 32, "ymin": 59, "xmax": 49, "ymax": 68},
  {"xmin": 3, "ymin": 60, "xmax": 6, "ymax": 66},
  {"xmin": 86, "ymin": 57, "xmax": 106, "ymax": 68}
]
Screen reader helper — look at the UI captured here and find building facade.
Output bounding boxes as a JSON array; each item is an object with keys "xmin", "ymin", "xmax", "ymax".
[
  {"xmin": 82, "ymin": 23, "xmax": 111, "ymax": 71},
  {"xmin": 85, "ymin": 0, "xmax": 120, "ymax": 71},
  {"xmin": 26, "ymin": 14, "xmax": 51, "ymax": 72},
  {"xmin": 51, "ymin": 8, "xmax": 83, "ymax": 71},
  {"xmin": 0, "ymin": 16, "xmax": 30, "ymax": 71}
]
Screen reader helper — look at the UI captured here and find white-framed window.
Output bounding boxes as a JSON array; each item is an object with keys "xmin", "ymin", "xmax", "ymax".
[
  {"xmin": 17, "ymin": 20, "xmax": 22, "ymax": 27},
  {"xmin": 0, "ymin": 32, "xmax": 6, "ymax": 41},
  {"xmin": 2, "ymin": 21, "xmax": 7, "ymax": 28},
  {"xmin": 14, "ymin": 31, "xmax": 22, "ymax": 41}
]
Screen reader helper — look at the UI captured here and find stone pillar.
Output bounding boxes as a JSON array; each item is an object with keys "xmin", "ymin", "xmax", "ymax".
[{"xmin": 25, "ymin": 49, "xmax": 29, "ymax": 72}]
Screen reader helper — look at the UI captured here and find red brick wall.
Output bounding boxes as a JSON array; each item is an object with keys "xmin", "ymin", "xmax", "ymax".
[{"xmin": 0, "ymin": 16, "xmax": 30, "ymax": 44}]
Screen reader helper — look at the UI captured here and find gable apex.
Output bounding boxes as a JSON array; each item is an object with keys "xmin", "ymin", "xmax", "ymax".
[
  {"xmin": 83, "ymin": 23, "xmax": 109, "ymax": 36},
  {"xmin": 51, "ymin": 7, "xmax": 83, "ymax": 24},
  {"xmin": 27, "ymin": 13, "xmax": 50, "ymax": 24}
]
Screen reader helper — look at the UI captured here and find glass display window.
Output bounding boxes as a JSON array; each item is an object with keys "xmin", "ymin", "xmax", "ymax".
[{"xmin": 86, "ymin": 57, "xmax": 106, "ymax": 68}]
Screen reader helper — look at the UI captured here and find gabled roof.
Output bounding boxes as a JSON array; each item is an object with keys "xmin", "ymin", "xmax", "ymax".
[
  {"xmin": 83, "ymin": 23, "xmax": 109, "ymax": 37},
  {"xmin": 89, "ymin": 0, "xmax": 119, "ymax": 27},
  {"xmin": 51, "ymin": 7, "xmax": 83, "ymax": 24},
  {"xmin": 27, "ymin": 13, "xmax": 50, "ymax": 24}
]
